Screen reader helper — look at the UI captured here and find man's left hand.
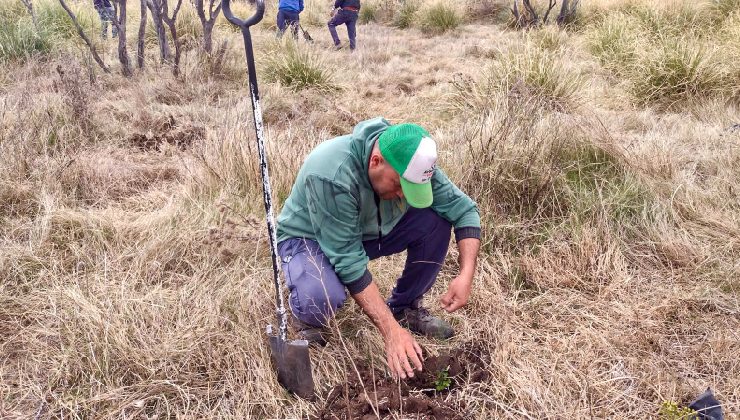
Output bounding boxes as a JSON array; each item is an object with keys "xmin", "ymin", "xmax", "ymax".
[{"xmin": 439, "ymin": 274, "xmax": 472, "ymax": 313}]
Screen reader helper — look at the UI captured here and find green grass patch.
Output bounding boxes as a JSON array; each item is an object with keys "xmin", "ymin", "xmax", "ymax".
[
  {"xmin": 490, "ymin": 47, "xmax": 584, "ymax": 111},
  {"xmin": 37, "ymin": 0, "xmax": 96, "ymax": 40},
  {"xmin": 586, "ymin": 12, "xmax": 641, "ymax": 76},
  {"xmin": 629, "ymin": 41, "xmax": 731, "ymax": 106},
  {"xmin": 393, "ymin": 0, "xmax": 419, "ymax": 29},
  {"xmin": 0, "ymin": 0, "xmax": 51, "ymax": 61},
  {"xmin": 359, "ymin": 2, "xmax": 379, "ymax": 24},
  {"xmin": 419, "ymin": 3, "xmax": 462, "ymax": 34},
  {"xmin": 0, "ymin": 18, "xmax": 53, "ymax": 61},
  {"xmin": 264, "ymin": 40, "xmax": 337, "ymax": 91}
]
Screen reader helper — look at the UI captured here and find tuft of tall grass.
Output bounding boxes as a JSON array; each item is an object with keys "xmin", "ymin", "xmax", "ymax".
[
  {"xmin": 36, "ymin": 0, "xmax": 96, "ymax": 40},
  {"xmin": 419, "ymin": 2, "xmax": 462, "ymax": 34},
  {"xmin": 629, "ymin": 41, "xmax": 732, "ymax": 106},
  {"xmin": 0, "ymin": 0, "xmax": 51, "ymax": 61},
  {"xmin": 452, "ymin": 96, "xmax": 646, "ymax": 255},
  {"xmin": 264, "ymin": 40, "xmax": 337, "ymax": 92},
  {"xmin": 0, "ymin": 18, "xmax": 53, "ymax": 62},
  {"xmin": 176, "ymin": 5, "xmax": 204, "ymax": 50},
  {"xmin": 393, "ymin": 0, "xmax": 419, "ymax": 29},
  {"xmin": 530, "ymin": 26, "xmax": 569, "ymax": 52},
  {"xmin": 465, "ymin": 0, "xmax": 507, "ymax": 23},
  {"xmin": 359, "ymin": 2, "xmax": 379, "ymax": 24},
  {"xmin": 586, "ymin": 12, "xmax": 641, "ymax": 76},
  {"xmin": 706, "ymin": 0, "xmax": 740, "ymax": 22},
  {"xmin": 489, "ymin": 47, "xmax": 584, "ymax": 111}
]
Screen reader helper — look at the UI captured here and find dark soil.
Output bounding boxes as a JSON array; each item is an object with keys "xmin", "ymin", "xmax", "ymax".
[{"xmin": 315, "ymin": 343, "xmax": 490, "ymax": 420}]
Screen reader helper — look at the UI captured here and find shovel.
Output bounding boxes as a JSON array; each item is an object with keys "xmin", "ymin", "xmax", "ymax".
[
  {"xmin": 299, "ymin": 25, "xmax": 313, "ymax": 42},
  {"xmin": 222, "ymin": 0, "xmax": 315, "ymax": 400}
]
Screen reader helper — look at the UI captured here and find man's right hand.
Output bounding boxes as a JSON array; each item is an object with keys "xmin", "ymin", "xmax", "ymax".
[
  {"xmin": 383, "ymin": 325, "xmax": 423, "ymax": 379},
  {"xmin": 350, "ymin": 281, "xmax": 425, "ymax": 380}
]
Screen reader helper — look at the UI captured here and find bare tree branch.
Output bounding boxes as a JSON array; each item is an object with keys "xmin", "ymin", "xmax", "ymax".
[
  {"xmin": 147, "ymin": 0, "xmax": 171, "ymax": 63},
  {"xmin": 521, "ymin": 0, "xmax": 539, "ymax": 26},
  {"xmin": 511, "ymin": 0, "xmax": 522, "ymax": 28},
  {"xmin": 110, "ymin": 0, "xmax": 133, "ymax": 76},
  {"xmin": 542, "ymin": 0, "xmax": 556, "ymax": 24},
  {"xmin": 161, "ymin": 0, "xmax": 185, "ymax": 76},
  {"xmin": 195, "ymin": 0, "xmax": 222, "ymax": 54},
  {"xmin": 20, "ymin": 0, "xmax": 38, "ymax": 30},
  {"xmin": 57, "ymin": 0, "xmax": 111, "ymax": 73},
  {"xmin": 137, "ymin": 0, "xmax": 147, "ymax": 68},
  {"xmin": 556, "ymin": 0, "xmax": 579, "ymax": 26}
]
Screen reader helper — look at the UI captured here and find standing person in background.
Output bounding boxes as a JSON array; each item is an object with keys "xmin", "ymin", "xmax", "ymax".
[
  {"xmin": 93, "ymin": 0, "xmax": 117, "ymax": 39},
  {"xmin": 277, "ymin": 0, "xmax": 304, "ymax": 39},
  {"xmin": 328, "ymin": 0, "xmax": 360, "ymax": 50}
]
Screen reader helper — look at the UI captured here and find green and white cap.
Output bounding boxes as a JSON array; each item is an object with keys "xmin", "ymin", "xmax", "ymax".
[{"xmin": 378, "ymin": 123, "xmax": 437, "ymax": 208}]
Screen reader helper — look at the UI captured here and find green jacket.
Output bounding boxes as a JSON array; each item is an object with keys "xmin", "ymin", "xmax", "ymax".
[{"xmin": 276, "ymin": 117, "xmax": 480, "ymax": 293}]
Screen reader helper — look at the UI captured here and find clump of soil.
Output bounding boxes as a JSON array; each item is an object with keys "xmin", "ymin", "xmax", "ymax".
[
  {"xmin": 128, "ymin": 114, "xmax": 205, "ymax": 151},
  {"xmin": 316, "ymin": 343, "xmax": 490, "ymax": 420}
]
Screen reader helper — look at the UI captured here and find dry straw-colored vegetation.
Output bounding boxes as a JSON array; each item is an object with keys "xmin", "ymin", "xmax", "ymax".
[{"xmin": 1, "ymin": 0, "xmax": 739, "ymax": 418}]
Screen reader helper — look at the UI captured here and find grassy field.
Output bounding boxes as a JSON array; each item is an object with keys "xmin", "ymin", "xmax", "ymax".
[{"xmin": 1, "ymin": 0, "xmax": 739, "ymax": 418}]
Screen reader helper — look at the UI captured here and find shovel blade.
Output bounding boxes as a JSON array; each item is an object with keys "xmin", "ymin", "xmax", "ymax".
[{"xmin": 269, "ymin": 335, "xmax": 314, "ymax": 400}]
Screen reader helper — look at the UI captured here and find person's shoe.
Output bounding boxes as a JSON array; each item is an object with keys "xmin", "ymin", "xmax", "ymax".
[
  {"xmin": 291, "ymin": 316, "xmax": 328, "ymax": 347},
  {"xmin": 333, "ymin": 43, "xmax": 343, "ymax": 50},
  {"xmin": 394, "ymin": 305, "xmax": 454, "ymax": 340}
]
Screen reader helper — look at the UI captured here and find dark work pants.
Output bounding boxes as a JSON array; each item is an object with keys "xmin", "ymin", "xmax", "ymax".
[
  {"xmin": 328, "ymin": 9, "xmax": 358, "ymax": 50},
  {"xmin": 277, "ymin": 208, "xmax": 452, "ymax": 327},
  {"xmin": 277, "ymin": 9, "xmax": 300, "ymax": 39}
]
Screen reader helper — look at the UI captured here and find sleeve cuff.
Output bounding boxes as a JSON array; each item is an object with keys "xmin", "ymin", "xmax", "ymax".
[
  {"xmin": 454, "ymin": 226, "xmax": 481, "ymax": 242},
  {"xmin": 346, "ymin": 269, "xmax": 372, "ymax": 295}
]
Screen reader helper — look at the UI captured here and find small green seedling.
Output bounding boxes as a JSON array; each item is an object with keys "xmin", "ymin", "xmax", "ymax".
[
  {"xmin": 658, "ymin": 401, "xmax": 697, "ymax": 420},
  {"xmin": 434, "ymin": 367, "xmax": 452, "ymax": 391}
]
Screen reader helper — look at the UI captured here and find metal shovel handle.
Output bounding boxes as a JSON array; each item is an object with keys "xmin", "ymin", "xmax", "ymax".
[
  {"xmin": 223, "ymin": 0, "xmax": 265, "ymax": 28},
  {"xmin": 223, "ymin": 0, "xmax": 288, "ymax": 341}
]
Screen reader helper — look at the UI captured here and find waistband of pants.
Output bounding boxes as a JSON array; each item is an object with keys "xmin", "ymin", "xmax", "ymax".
[{"xmin": 342, "ymin": 7, "xmax": 359, "ymax": 12}]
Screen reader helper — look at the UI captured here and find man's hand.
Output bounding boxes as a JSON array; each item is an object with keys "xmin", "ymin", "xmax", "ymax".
[
  {"xmin": 350, "ymin": 281, "xmax": 424, "ymax": 379},
  {"xmin": 383, "ymin": 325, "xmax": 423, "ymax": 379},
  {"xmin": 439, "ymin": 274, "xmax": 472, "ymax": 313},
  {"xmin": 440, "ymin": 237, "xmax": 480, "ymax": 313}
]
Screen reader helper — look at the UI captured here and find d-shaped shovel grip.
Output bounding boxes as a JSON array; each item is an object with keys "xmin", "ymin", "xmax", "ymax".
[{"xmin": 223, "ymin": 0, "xmax": 264, "ymax": 29}]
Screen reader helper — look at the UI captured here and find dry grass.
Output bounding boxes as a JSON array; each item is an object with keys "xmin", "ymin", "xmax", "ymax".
[{"xmin": 1, "ymin": 0, "xmax": 740, "ymax": 418}]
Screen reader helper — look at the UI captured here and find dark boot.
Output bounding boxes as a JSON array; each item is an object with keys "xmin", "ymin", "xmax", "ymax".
[
  {"xmin": 291, "ymin": 315, "xmax": 328, "ymax": 347},
  {"xmin": 394, "ymin": 300, "xmax": 454, "ymax": 340}
]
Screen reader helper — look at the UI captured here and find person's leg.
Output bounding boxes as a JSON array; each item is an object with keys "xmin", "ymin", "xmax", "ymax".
[
  {"xmin": 276, "ymin": 9, "xmax": 287, "ymax": 37},
  {"xmin": 363, "ymin": 207, "xmax": 452, "ymax": 314},
  {"xmin": 278, "ymin": 238, "xmax": 348, "ymax": 327},
  {"xmin": 96, "ymin": 7, "xmax": 108, "ymax": 39},
  {"xmin": 346, "ymin": 13, "xmax": 358, "ymax": 50},
  {"xmin": 327, "ymin": 12, "xmax": 346, "ymax": 47},
  {"xmin": 286, "ymin": 11, "xmax": 300, "ymax": 40},
  {"xmin": 107, "ymin": 7, "xmax": 117, "ymax": 38}
]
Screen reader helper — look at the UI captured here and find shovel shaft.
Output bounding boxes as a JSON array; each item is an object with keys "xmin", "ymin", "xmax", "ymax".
[{"xmin": 224, "ymin": 0, "xmax": 288, "ymax": 341}]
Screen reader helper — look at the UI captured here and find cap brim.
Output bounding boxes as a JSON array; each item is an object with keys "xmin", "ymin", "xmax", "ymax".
[{"xmin": 400, "ymin": 178, "xmax": 433, "ymax": 208}]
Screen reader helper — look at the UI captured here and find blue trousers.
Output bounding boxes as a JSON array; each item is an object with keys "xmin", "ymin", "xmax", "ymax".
[
  {"xmin": 276, "ymin": 9, "xmax": 300, "ymax": 39},
  {"xmin": 277, "ymin": 208, "xmax": 452, "ymax": 327},
  {"xmin": 328, "ymin": 9, "xmax": 358, "ymax": 49}
]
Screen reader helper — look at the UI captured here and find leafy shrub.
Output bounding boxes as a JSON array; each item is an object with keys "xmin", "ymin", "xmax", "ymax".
[{"xmin": 419, "ymin": 3, "xmax": 462, "ymax": 34}]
